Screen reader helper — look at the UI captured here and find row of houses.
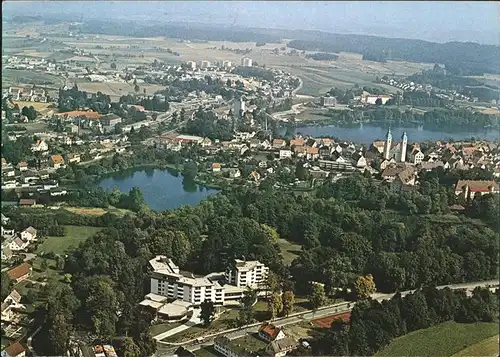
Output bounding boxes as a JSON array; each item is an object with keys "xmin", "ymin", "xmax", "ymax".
[{"xmin": 1, "ymin": 226, "xmax": 37, "ymax": 260}]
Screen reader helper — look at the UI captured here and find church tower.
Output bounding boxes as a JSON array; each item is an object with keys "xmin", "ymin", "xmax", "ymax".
[
  {"xmin": 383, "ymin": 127, "xmax": 392, "ymax": 160},
  {"xmin": 400, "ymin": 131, "xmax": 408, "ymax": 162}
]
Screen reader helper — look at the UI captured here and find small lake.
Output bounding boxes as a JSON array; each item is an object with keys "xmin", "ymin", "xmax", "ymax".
[
  {"xmin": 281, "ymin": 123, "xmax": 499, "ymax": 145},
  {"xmin": 97, "ymin": 168, "xmax": 219, "ymax": 211}
]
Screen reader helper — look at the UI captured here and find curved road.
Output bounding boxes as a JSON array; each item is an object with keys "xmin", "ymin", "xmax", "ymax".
[{"xmin": 154, "ymin": 279, "xmax": 499, "ymax": 356}]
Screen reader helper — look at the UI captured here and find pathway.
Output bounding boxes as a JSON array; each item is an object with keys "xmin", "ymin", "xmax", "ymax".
[{"xmin": 153, "ymin": 308, "xmax": 202, "ymax": 341}]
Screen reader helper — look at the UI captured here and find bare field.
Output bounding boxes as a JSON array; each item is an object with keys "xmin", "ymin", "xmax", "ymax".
[{"xmin": 12, "ymin": 101, "xmax": 56, "ymax": 113}]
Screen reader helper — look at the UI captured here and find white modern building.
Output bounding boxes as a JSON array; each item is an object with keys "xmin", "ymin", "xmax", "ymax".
[
  {"xmin": 241, "ymin": 57, "xmax": 253, "ymax": 67},
  {"xmin": 146, "ymin": 256, "xmax": 269, "ymax": 308},
  {"xmin": 224, "ymin": 259, "xmax": 269, "ymax": 288},
  {"xmin": 198, "ymin": 60, "xmax": 211, "ymax": 69},
  {"xmin": 149, "ymin": 256, "xmax": 225, "ymax": 306},
  {"xmin": 186, "ymin": 61, "xmax": 197, "ymax": 70},
  {"xmin": 233, "ymin": 97, "xmax": 246, "ymax": 117}
]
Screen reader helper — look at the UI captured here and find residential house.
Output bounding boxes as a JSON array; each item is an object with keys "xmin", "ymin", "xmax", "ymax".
[
  {"xmin": 332, "ymin": 152, "xmax": 347, "ymax": 164},
  {"xmin": 290, "ymin": 138, "xmax": 305, "ymax": 148},
  {"xmin": 31, "ymin": 139, "xmax": 49, "ymax": 152},
  {"xmin": 318, "ymin": 146, "xmax": 331, "ymax": 159},
  {"xmin": 272, "ymin": 139, "xmax": 286, "ymax": 149},
  {"xmin": 293, "ymin": 145, "xmax": 306, "ymax": 158},
  {"xmin": 1, "ymin": 213, "xmax": 10, "ymax": 225},
  {"xmin": 17, "ymin": 162, "xmax": 28, "ymax": 171},
  {"xmin": 1, "ymin": 341, "xmax": 27, "ymax": 357},
  {"xmin": 258, "ymin": 322, "xmax": 286, "ymax": 342},
  {"xmin": 7, "ymin": 263, "xmax": 32, "ymax": 284},
  {"xmin": 50, "ymin": 154, "xmax": 65, "ymax": 169},
  {"xmin": 279, "ymin": 149, "xmax": 292, "ymax": 160},
  {"xmin": 3, "ymin": 168, "xmax": 15, "ymax": 178},
  {"xmin": 265, "ymin": 338, "xmax": 296, "ymax": 357},
  {"xmin": 212, "ymin": 163, "xmax": 222, "ymax": 172},
  {"xmin": 306, "ymin": 147, "xmax": 319, "ymax": 160},
  {"xmin": 410, "ymin": 149, "xmax": 425, "ymax": 165},
  {"xmin": 67, "ymin": 153, "xmax": 81, "ymax": 164},
  {"xmin": 200, "ymin": 138, "xmax": 213, "ymax": 147},
  {"xmin": 19, "ymin": 199, "xmax": 36, "ymax": 208},
  {"xmin": 1, "ymin": 158, "xmax": 8, "ymax": 169},
  {"xmin": 381, "ymin": 164, "xmax": 414, "ymax": 183},
  {"xmin": 174, "ymin": 347, "xmax": 196, "ymax": 357},
  {"xmin": 419, "ymin": 160, "xmax": 447, "ymax": 172},
  {"xmin": 100, "ymin": 114, "xmax": 122, "ymax": 133},
  {"xmin": 38, "ymin": 170, "xmax": 50, "ymax": 180},
  {"xmin": 1, "ymin": 290, "xmax": 24, "ymax": 323},
  {"xmin": 352, "ymin": 152, "xmax": 367, "ymax": 168},
  {"xmin": 390, "ymin": 170, "xmax": 417, "ymax": 193},
  {"xmin": 229, "ymin": 169, "xmax": 241, "ymax": 179},
  {"xmin": 9, "ymin": 237, "xmax": 28, "ymax": 251},
  {"xmin": 260, "ymin": 139, "xmax": 272, "ymax": 150},
  {"xmin": 21, "ymin": 226, "xmax": 37, "ymax": 242},
  {"xmin": 214, "ymin": 336, "xmax": 238, "ymax": 357},
  {"xmin": 454, "ymin": 180, "xmax": 499, "ymax": 200},
  {"xmin": 371, "ymin": 141, "xmax": 386, "ymax": 154},
  {"xmin": 258, "ymin": 161, "xmax": 268, "ymax": 168},
  {"xmin": 22, "ymin": 170, "xmax": 39, "ymax": 184},
  {"xmin": 250, "ymin": 171, "xmax": 261, "ymax": 183},
  {"xmin": 379, "ymin": 158, "xmax": 397, "ymax": 171}
]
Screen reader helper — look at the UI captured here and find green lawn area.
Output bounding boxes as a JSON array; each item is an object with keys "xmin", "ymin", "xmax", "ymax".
[
  {"xmin": 149, "ymin": 322, "xmax": 184, "ymax": 336},
  {"xmin": 376, "ymin": 322, "xmax": 500, "ymax": 357},
  {"xmin": 452, "ymin": 335, "xmax": 499, "ymax": 357},
  {"xmin": 277, "ymin": 238, "xmax": 302, "ymax": 265},
  {"xmin": 36, "ymin": 225, "xmax": 102, "ymax": 255},
  {"xmin": 163, "ymin": 308, "xmax": 239, "ymax": 343}
]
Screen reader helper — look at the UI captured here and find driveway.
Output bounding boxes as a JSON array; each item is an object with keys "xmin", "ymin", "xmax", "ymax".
[{"xmin": 153, "ymin": 308, "xmax": 202, "ymax": 341}]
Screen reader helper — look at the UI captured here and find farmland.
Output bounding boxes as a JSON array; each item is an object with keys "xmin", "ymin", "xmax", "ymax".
[{"xmin": 375, "ymin": 321, "xmax": 500, "ymax": 357}]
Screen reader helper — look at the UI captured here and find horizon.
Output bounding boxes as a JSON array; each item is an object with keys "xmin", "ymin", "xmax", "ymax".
[{"xmin": 2, "ymin": 1, "xmax": 500, "ymax": 45}]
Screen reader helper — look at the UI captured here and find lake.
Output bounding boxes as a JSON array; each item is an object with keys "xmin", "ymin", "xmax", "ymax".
[
  {"xmin": 97, "ymin": 168, "xmax": 219, "ymax": 211},
  {"xmin": 281, "ymin": 123, "xmax": 499, "ymax": 145}
]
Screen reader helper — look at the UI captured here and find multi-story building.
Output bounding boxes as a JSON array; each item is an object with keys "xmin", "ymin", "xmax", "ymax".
[
  {"xmin": 149, "ymin": 256, "xmax": 225, "ymax": 306},
  {"xmin": 320, "ymin": 96, "xmax": 336, "ymax": 107},
  {"xmin": 241, "ymin": 57, "xmax": 253, "ymax": 67},
  {"xmin": 225, "ymin": 259, "xmax": 269, "ymax": 288},
  {"xmin": 145, "ymin": 256, "xmax": 269, "ymax": 309},
  {"xmin": 197, "ymin": 60, "xmax": 211, "ymax": 69},
  {"xmin": 186, "ymin": 61, "xmax": 197, "ymax": 70}
]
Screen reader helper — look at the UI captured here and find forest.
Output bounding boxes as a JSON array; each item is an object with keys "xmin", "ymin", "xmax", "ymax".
[{"xmin": 4, "ymin": 168, "xmax": 498, "ymax": 355}]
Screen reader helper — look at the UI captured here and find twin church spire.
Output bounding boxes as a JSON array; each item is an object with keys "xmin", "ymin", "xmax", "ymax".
[{"xmin": 383, "ymin": 127, "xmax": 407, "ymax": 162}]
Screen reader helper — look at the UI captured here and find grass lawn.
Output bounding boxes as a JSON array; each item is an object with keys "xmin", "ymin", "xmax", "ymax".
[
  {"xmin": 64, "ymin": 206, "xmax": 132, "ymax": 216},
  {"xmin": 376, "ymin": 322, "xmax": 500, "ymax": 357},
  {"xmin": 149, "ymin": 322, "xmax": 184, "ymax": 336},
  {"xmin": 452, "ymin": 335, "xmax": 499, "ymax": 357},
  {"xmin": 36, "ymin": 225, "xmax": 102, "ymax": 255},
  {"xmin": 277, "ymin": 238, "xmax": 302, "ymax": 265},
  {"xmin": 163, "ymin": 308, "xmax": 239, "ymax": 343}
]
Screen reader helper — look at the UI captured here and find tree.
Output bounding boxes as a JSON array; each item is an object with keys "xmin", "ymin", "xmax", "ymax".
[
  {"xmin": 41, "ymin": 258, "xmax": 48, "ymax": 271},
  {"xmin": 282, "ymin": 290, "xmax": 295, "ymax": 317},
  {"xmin": 267, "ymin": 292, "xmax": 283, "ymax": 319},
  {"xmin": 1, "ymin": 273, "xmax": 13, "ymax": 300},
  {"xmin": 200, "ymin": 300, "xmax": 216, "ymax": 326},
  {"xmin": 182, "ymin": 161, "xmax": 198, "ymax": 180},
  {"xmin": 375, "ymin": 98, "xmax": 383, "ymax": 106},
  {"xmin": 48, "ymin": 313, "xmax": 74, "ymax": 355},
  {"xmin": 353, "ymin": 274, "xmax": 376, "ymax": 300},
  {"xmin": 134, "ymin": 84, "xmax": 140, "ymax": 93},
  {"xmin": 121, "ymin": 337, "xmax": 141, "ymax": 357},
  {"xmin": 110, "ymin": 62, "xmax": 117, "ymax": 70},
  {"xmin": 310, "ymin": 283, "xmax": 327, "ymax": 310},
  {"xmin": 238, "ymin": 288, "xmax": 256, "ymax": 326}
]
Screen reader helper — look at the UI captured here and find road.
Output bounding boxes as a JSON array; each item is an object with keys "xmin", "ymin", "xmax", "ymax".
[{"xmin": 153, "ymin": 279, "xmax": 499, "ymax": 356}]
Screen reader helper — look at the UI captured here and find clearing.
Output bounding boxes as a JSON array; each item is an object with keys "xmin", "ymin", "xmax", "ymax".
[
  {"xmin": 277, "ymin": 238, "xmax": 302, "ymax": 265},
  {"xmin": 64, "ymin": 206, "xmax": 132, "ymax": 216},
  {"xmin": 36, "ymin": 225, "xmax": 102, "ymax": 255},
  {"xmin": 375, "ymin": 321, "xmax": 500, "ymax": 357}
]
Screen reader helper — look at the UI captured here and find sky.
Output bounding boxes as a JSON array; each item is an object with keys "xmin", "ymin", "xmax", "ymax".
[{"xmin": 3, "ymin": 1, "xmax": 500, "ymax": 45}]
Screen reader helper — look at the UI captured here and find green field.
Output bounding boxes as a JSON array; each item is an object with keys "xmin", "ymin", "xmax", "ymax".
[
  {"xmin": 452, "ymin": 335, "xmax": 499, "ymax": 357},
  {"xmin": 376, "ymin": 322, "xmax": 500, "ymax": 357},
  {"xmin": 36, "ymin": 225, "xmax": 102, "ymax": 255}
]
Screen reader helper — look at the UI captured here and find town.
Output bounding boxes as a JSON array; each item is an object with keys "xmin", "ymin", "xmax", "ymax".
[{"xmin": 1, "ymin": 3, "xmax": 500, "ymax": 357}]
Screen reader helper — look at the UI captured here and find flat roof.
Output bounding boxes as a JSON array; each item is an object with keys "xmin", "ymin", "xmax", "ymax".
[
  {"xmin": 158, "ymin": 301, "xmax": 190, "ymax": 317},
  {"xmin": 145, "ymin": 293, "xmax": 169, "ymax": 303},
  {"xmin": 139, "ymin": 300, "xmax": 164, "ymax": 310}
]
